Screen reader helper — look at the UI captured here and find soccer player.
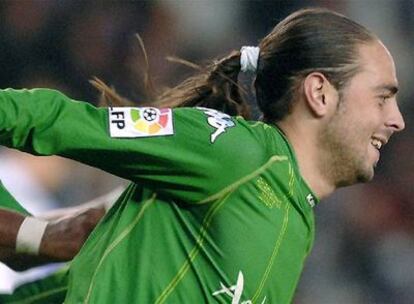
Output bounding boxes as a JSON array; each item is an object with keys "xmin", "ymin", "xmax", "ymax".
[{"xmin": 0, "ymin": 8, "xmax": 405, "ymax": 303}]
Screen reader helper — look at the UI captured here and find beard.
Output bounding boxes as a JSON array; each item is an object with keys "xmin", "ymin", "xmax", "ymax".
[{"xmin": 318, "ymin": 103, "xmax": 374, "ymax": 188}]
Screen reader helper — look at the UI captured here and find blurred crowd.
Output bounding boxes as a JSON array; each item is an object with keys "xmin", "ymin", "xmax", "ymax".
[{"xmin": 0, "ymin": 1, "xmax": 413, "ymax": 303}]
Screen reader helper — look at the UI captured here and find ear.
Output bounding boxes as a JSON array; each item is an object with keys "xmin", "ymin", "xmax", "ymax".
[{"xmin": 303, "ymin": 72, "xmax": 337, "ymax": 117}]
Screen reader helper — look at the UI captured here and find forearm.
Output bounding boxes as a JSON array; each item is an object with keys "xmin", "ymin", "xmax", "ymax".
[
  {"xmin": 0, "ymin": 177, "xmax": 116, "ymax": 271},
  {"xmin": 0, "ymin": 206, "xmax": 105, "ymax": 271},
  {"xmin": 0, "ymin": 209, "xmax": 25, "ymax": 248},
  {"xmin": 0, "ymin": 209, "xmax": 48, "ymax": 270},
  {"xmin": 0, "ymin": 246, "xmax": 54, "ymax": 271}
]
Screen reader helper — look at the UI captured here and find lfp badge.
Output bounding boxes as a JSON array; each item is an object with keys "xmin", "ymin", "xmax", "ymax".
[{"xmin": 109, "ymin": 107, "xmax": 174, "ymax": 138}]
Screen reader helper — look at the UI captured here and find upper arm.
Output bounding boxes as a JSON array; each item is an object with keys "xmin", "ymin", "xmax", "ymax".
[{"xmin": 0, "ymin": 89, "xmax": 265, "ymax": 203}]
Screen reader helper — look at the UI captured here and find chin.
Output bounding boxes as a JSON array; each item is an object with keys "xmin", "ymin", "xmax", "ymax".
[
  {"xmin": 337, "ymin": 167, "xmax": 374, "ymax": 188},
  {"xmin": 356, "ymin": 173, "xmax": 373, "ymax": 183},
  {"xmin": 356, "ymin": 166, "xmax": 375, "ymax": 183}
]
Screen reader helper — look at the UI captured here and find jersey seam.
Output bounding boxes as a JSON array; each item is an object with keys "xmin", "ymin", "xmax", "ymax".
[
  {"xmin": 251, "ymin": 162, "xmax": 295, "ymax": 302},
  {"xmin": 155, "ymin": 155, "xmax": 290, "ymax": 303},
  {"xmin": 197, "ymin": 155, "xmax": 288, "ymax": 205},
  {"xmin": 72, "ymin": 184, "xmax": 136, "ymax": 262},
  {"xmin": 155, "ymin": 191, "xmax": 233, "ymax": 304},
  {"xmin": 82, "ymin": 194, "xmax": 156, "ymax": 304}
]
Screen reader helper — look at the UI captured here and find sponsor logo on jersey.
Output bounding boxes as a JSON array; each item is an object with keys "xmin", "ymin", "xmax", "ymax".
[
  {"xmin": 212, "ymin": 271, "xmax": 267, "ymax": 304},
  {"xmin": 109, "ymin": 107, "xmax": 174, "ymax": 138},
  {"xmin": 256, "ymin": 177, "xmax": 282, "ymax": 209},
  {"xmin": 306, "ymin": 193, "xmax": 315, "ymax": 207},
  {"xmin": 197, "ymin": 107, "xmax": 235, "ymax": 143}
]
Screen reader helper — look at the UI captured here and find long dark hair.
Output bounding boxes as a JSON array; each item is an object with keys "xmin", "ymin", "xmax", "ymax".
[{"xmin": 93, "ymin": 8, "xmax": 375, "ymax": 122}]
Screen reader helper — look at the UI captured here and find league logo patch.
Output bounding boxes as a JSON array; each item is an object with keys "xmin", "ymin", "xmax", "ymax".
[{"xmin": 109, "ymin": 107, "xmax": 174, "ymax": 138}]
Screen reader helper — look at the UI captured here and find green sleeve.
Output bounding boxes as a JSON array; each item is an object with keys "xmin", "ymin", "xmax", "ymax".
[
  {"xmin": 0, "ymin": 89, "xmax": 265, "ymax": 203},
  {"xmin": 0, "ymin": 181, "xmax": 30, "ymax": 215}
]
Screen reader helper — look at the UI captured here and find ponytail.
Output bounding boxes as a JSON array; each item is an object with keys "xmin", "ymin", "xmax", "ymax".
[
  {"xmin": 155, "ymin": 51, "xmax": 251, "ymax": 118},
  {"xmin": 92, "ymin": 50, "xmax": 253, "ymax": 119}
]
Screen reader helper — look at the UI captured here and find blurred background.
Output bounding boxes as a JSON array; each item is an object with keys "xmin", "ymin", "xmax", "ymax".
[{"xmin": 0, "ymin": 1, "xmax": 412, "ymax": 303}]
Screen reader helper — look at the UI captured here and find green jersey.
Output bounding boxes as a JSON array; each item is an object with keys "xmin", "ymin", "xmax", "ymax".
[{"xmin": 0, "ymin": 88, "xmax": 318, "ymax": 304}]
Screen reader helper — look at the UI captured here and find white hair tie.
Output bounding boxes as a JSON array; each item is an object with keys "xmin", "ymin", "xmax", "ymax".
[{"xmin": 240, "ymin": 46, "xmax": 260, "ymax": 73}]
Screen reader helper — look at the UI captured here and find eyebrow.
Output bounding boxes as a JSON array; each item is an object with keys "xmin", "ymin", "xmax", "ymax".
[{"xmin": 375, "ymin": 84, "xmax": 399, "ymax": 95}]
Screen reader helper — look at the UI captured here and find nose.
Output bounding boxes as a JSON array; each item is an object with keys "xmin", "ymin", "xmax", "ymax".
[{"xmin": 385, "ymin": 101, "xmax": 405, "ymax": 132}]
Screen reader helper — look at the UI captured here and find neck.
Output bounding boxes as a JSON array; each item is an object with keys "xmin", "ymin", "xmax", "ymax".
[{"xmin": 276, "ymin": 119, "xmax": 335, "ymax": 200}]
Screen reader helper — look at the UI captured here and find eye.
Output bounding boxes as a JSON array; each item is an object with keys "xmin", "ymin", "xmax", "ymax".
[{"xmin": 378, "ymin": 95, "xmax": 390, "ymax": 107}]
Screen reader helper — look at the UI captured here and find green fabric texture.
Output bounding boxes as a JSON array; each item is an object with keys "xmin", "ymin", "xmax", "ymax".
[{"xmin": 0, "ymin": 88, "xmax": 319, "ymax": 303}]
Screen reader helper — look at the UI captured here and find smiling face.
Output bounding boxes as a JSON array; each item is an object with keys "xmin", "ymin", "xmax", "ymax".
[{"xmin": 320, "ymin": 40, "xmax": 405, "ymax": 187}]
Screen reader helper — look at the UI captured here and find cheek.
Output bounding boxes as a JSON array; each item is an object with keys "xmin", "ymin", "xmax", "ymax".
[
  {"xmin": 346, "ymin": 105, "xmax": 380, "ymax": 136},
  {"xmin": 333, "ymin": 111, "xmax": 371, "ymax": 154},
  {"xmin": 327, "ymin": 100, "xmax": 377, "ymax": 146}
]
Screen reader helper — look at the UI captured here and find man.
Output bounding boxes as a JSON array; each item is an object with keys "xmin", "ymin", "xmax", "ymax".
[{"xmin": 0, "ymin": 8, "xmax": 405, "ymax": 303}]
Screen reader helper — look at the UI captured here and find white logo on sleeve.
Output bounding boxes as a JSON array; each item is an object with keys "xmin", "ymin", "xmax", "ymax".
[
  {"xmin": 212, "ymin": 271, "xmax": 267, "ymax": 304},
  {"xmin": 306, "ymin": 193, "xmax": 315, "ymax": 207},
  {"xmin": 108, "ymin": 107, "xmax": 173, "ymax": 138},
  {"xmin": 198, "ymin": 107, "xmax": 235, "ymax": 143}
]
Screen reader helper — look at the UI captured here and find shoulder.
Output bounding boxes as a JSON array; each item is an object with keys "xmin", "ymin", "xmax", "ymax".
[
  {"xmin": 176, "ymin": 108, "xmax": 288, "ymax": 169},
  {"xmin": 173, "ymin": 107, "xmax": 263, "ymax": 146}
]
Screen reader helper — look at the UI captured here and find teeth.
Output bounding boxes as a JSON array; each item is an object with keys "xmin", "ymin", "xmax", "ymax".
[{"xmin": 372, "ymin": 139, "xmax": 382, "ymax": 150}]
